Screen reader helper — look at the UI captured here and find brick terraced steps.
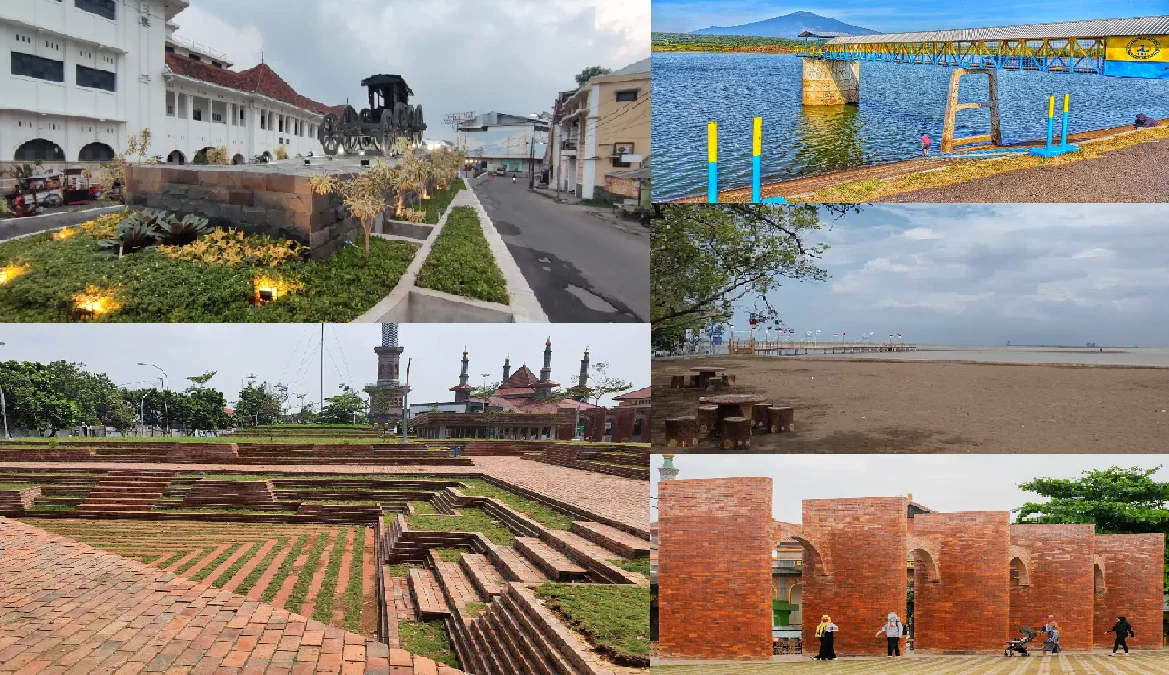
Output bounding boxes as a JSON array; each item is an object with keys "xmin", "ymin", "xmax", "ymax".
[
  {"xmin": 75, "ymin": 469, "xmax": 176, "ymax": 515},
  {"xmin": 514, "ymin": 537, "xmax": 588, "ymax": 581},
  {"xmin": 571, "ymin": 521, "xmax": 651, "ymax": 559}
]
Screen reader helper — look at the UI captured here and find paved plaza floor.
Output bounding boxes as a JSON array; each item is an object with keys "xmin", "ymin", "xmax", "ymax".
[
  {"xmin": 653, "ymin": 652, "xmax": 1169, "ymax": 674},
  {"xmin": 0, "ymin": 517, "xmax": 458, "ymax": 675}
]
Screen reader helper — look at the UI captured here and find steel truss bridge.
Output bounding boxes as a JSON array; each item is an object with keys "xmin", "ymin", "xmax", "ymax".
[{"xmin": 797, "ymin": 15, "xmax": 1169, "ymax": 77}]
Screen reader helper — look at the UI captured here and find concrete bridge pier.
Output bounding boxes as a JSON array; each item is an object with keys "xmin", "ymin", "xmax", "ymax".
[
  {"xmin": 941, "ymin": 68, "xmax": 1002, "ymax": 152},
  {"xmin": 801, "ymin": 58, "xmax": 860, "ymax": 106}
]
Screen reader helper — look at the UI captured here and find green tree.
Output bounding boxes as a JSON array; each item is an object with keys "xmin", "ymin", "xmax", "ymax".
[
  {"xmin": 0, "ymin": 360, "xmax": 123, "ymax": 435},
  {"xmin": 316, "ymin": 387, "xmax": 368, "ymax": 425},
  {"xmin": 575, "ymin": 65, "xmax": 612, "ymax": 86},
  {"xmin": 184, "ymin": 387, "xmax": 231, "ymax": 434},
  {"xmin": 1016, "ymin": 466, "xmax": 1169, "ymax": 590},
  {"xmin": 469, "ymin": 381, "xmax": 499, "ymax": 404},
  {"xmin": 650, "ymin": 205, "xmax": 832, "ymax": 352},
  {"xmin": 186, "ymin": 371, "xmax": 217, "ymax": 388},
  {"xmin": 585, "ymin": 361, "xmax": 632, "ymax": 408},
  {"xmin": 235, "ymin": 381, "xmax": 287, "ymax": 426}
]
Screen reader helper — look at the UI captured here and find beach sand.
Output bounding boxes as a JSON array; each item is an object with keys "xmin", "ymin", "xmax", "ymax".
[{"xmin": 653, "ymin": 356, "xmax": 1169, "ymax": 452}]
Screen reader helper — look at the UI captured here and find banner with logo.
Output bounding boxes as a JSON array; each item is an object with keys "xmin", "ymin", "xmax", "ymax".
[{"xmin": 1104, "ymin": 35, "xmax": 1169, "ymax": 79}]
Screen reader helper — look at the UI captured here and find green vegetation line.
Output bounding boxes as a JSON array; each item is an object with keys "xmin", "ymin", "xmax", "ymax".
[
  {"xmin": 312, "ymin": 528, "xmax": 350, "ymax": 623},
  {"xmin": 342, "ymin": 528, "xmax": 366, "ymax": 632},
  {"xmin": 261, "ymin": 534, "xmax": 309, "ymax": 603},
  {"xmin": 235, "ymin": 537, "xmax": 288, "ymax": 596},
  {"xmin": 191, "ymin": 543, "xmax": 243, "ymax": 582},
  {"xmin": 414, "ymin": 206, "xmax": 510, "ymax": 304},
  {"xmin": 285, "ymin": 529, "xmax": 331, "ymax": 612},
  {"xmin": 398, "ymin": 619, "xmax": 460, "ymax": 669},
  {"xmin": 536, "ymin": 583, "xmax": 651, "ymax": 664}
]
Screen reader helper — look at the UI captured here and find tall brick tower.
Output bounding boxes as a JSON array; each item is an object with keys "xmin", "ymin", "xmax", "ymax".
[
  {"xmin": 450, "ymin": 348, "xmax": 472, "ymax": 403},
  {"xmin": 364, "ymin": 323, "xmax": 410, "ymax": 427},
  {"xmin": 502, "ymin": 356, "xmax": 511, "ymax": 382}
]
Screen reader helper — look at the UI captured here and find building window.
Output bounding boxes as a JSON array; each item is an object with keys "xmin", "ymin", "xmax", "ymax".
[
  {"xmin": 166, "ymin": 91, "xmax": 176, "ymax": 116},
  {"xmin": 76, "ymin": 64, "xmax": 116, "ymax": 92},
  {"xmin": 165, "ymin": 45, "xmax": 175, "ymax": 54},
  {"xmin": 615, "ymin": 89, "xmax": 638, "ymax": 102},
  {"xmin": 75, "ymin": 0, "xmax": 116, "ymax": 21},
  {"xmin": 193, "ymin": 108, "xmax": 202, "ymax": 121},
  {"xmin": 278, "ymin": 116, "xmax": 284, "ymax": 133},
  {"xmin": 260, "ymin": 112, "xmax": 266, "ymax": 130},
  {"xmin": 212, "ymin": 61, "xmax": 221, "ymax": 68},
  {"xmin": 239, "ymin": 108, "xmax": 246, "ymax": 127},
  {"xmin": 212, "ymin": 112, "xmax": 223, "ymax": 123},
  {"xmin": 11, "ymin": 52, "xmax": 65, "ymax": 83},
  {"xmin": 189, "ymin": 54, "xmax": 202, "ymax": 62}
]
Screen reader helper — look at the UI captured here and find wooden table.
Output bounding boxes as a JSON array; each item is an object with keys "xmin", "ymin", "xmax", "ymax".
[
  {"xmin": 689, "ymin": 366, "xmax": 729, "ymax": 389},
  {"xmin": 706, "ymin": 394, "xmax": 769, "ymax": 424}
]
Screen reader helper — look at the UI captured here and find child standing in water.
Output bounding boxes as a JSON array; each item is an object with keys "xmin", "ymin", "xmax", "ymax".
[{"xmin": 921, "ymin": 134, "xmax": 932, "ymax": 156}]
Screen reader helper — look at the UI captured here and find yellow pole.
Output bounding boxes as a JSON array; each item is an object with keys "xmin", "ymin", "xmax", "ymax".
[{"xmin": 707, "ymin": 122, "xmax": 718, "ymax": 203}]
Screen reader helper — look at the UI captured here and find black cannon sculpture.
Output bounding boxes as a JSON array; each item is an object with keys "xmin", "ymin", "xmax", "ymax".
[{"xmin": 317, "ymin": 74, "xmax": 426, "ymax": 156}]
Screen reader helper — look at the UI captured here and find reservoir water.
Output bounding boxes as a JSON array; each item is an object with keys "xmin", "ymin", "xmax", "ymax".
[{"xmin": 652, "ymin": 52, "xmax": 1169, "ymax": 200}]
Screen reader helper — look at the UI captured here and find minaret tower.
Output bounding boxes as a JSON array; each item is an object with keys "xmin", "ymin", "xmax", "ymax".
[
  {"xmin": 450, "ymin": 348, "xmax": 472, "ymax": 403},
  {"xmin": 534, "ymin": 337, "xmax": 559, "ymax": 398},
  {"xmin": 364, "ymin": 323, "xmax": 411, "ymax": 427},
  {"xmin": 571, "ymin": 347, "xmax": 591, "ymax": 401},
  {"xmin": 502, "ymin": 356, "xmax": 511, "ymax": 382},
  {"xmin": 659, "ymin": 454, "xmax": 679, "ymax": 481}
]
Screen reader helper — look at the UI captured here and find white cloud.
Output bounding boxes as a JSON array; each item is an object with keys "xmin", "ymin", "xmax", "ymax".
[
  {"xmin": 903, "ymin": 227, "xmax": 940, "ymax": 240},
  {"xmin": 170, "ymin": 6, "xmax": 265, "ymax": 70}
]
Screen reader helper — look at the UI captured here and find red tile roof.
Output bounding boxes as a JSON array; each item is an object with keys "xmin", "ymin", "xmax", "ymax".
[
  {"xmin": 165, "ymin": 53, "xmax": 336, "ymax": 115},
  {"xmin": 615, "ymin": 386, "xmax": 651, "ymax": 400},
  {"xmin": 500, "ymin": 365, "xmax": 541, "ymax": 389}
]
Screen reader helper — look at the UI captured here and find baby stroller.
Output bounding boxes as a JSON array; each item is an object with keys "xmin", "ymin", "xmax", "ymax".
[{"xmin": 1004, "ymin": 626, "xmax": 1037, "ymax": 656}]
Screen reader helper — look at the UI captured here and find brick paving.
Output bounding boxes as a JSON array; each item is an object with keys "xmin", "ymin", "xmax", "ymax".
[
  {"xmin": 0, "ymin": 456, "xmax": 649, "ymax": 531},
  {"xmin": 0, "ymin": 517, "xmax": 462, "ymax": 674},
  {"xmin": 654, "ymin": 652, "xmax": 1169, "ymax": 674}
]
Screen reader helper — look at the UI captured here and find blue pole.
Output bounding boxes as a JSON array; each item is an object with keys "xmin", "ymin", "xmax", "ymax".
[
  {"xmin": 707, "ymin": 121, "xmax": 718, "ymax": 203},
  {"xmin": 751, "ymin": 117, "xmax": 762, "ymax": 203},
  {"xmin": 1059, "ymin": 93, "xmax": 1070, "ymax": 146},
  {"xmin": 1045, "ymin": 95, "xmax": 1055, "ymax": 150}
]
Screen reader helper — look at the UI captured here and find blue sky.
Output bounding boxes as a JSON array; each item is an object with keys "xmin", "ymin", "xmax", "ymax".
[
  {"xmin": 723, "ymin": 204, "xmax": 1169, "ymax": 348},
  {"xmin": 651, "ymin": 0, "xmax": 1163, "ymax": 33}
]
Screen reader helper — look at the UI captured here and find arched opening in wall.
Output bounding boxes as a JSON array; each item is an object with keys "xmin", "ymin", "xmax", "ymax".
[
  {"xmin": 1094, "ymin": 563, "xmax": 1106, "ymax": 598},
  {"xmin": 78, "ymin": 142, "xmax": 115, "ymax": 162},
  {"xmin": 911, "ymin": 548, "xmax": 940, "ymax": 583},
  {"xmin": 232, "ymin": 154, "xmax": 245, "ymax": 165},
  {"xmin": 15, "ymin": 139, "xmax": 65, "ymax": 162},
  {"xmin": 1009, "ymin": 557, "xmax": 1031, "ymax": 586},
  {"xmin": 788, "ymin": 582, "xmax": 803, "ymax": 626},
  {"xmin": 192, "ymin": 147, "xmax": 215, "ymax": 165},
  {"xmin": 167, "ymin": 150, "xmax": 186, "ymax": 165},
  {"xmin": 791, "ymin": 536, "xmax": 828, "ymax": 577}
]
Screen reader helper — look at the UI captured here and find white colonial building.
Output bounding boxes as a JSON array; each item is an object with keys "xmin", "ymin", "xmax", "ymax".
[{"xmin": 1, "ymin": 0, "xmax": 329, "ymax": 174}]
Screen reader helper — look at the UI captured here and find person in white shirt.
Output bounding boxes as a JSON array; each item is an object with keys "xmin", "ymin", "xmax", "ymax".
[{"xmin": 875, "ymin": 612, "xmax": 905, "ymax": 657}]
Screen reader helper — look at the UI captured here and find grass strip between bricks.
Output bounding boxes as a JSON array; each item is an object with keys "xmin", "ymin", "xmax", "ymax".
[
  {"xmin": 458, "ymin": 479, "xmax": 573, "ymax": 529},
  {"xmin": 311, "ymin": 528, "xmax": 350, "ymax": 623},
  {"xmin": 155, "ymin": 550, "xmax": 190, "ymax": 569},
  {"xmin": 536, "ymin": 583, "xmax": 651, "ymax": 667},
  {"xmin": 398, "ymin": 618, "xmax": 460, "ymax": 669},
  {"xmin": 342, "ymin": 528, "xmax": 366, "ymax": 632},
  {"xmin": 414, "ymin": 206, "xmax": 510, "ymax": 304},
  {"xmin": 285, "ymin": 529, "xmax": 331, "ymax": 612},
  {"xmin": 0, "ymin": 227, "xmax": 419, "ymax": 323},
  {"xmin": 610, "ymin": 558, "xmax": 651, "ymax": 577},
  {"xmin": 386, "ymin": 563, "xmax": 414, "ymax": 578},
  {"xmin": 407, "ymin": 507, "xmax": 515, "ymax": 546},
  {"xmin": 261, "ymin": 534, "xmax": 309, "ymax": 604},
  {"xmin": 190, "ymin": 543, "xmax": 243, "ymax": 582},
  {"xmin": 212, "ymin": 539, "xmax": 265, "ymax": 587},
  {"xmin": 235, "ymin": 536, "xmax": 289, "ymax": 596},
  {"xmin": 176, "ymin": 547, "xmax": 216, "ymax": 575}
]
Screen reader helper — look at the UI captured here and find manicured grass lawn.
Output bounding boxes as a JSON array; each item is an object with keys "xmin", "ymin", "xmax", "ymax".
[
  {"xmin": 536, "ymin": 583, "xmax": 650, "ymax": 666},
  {"xmin": 0, "ymin": 226, "xmax": 418, "ymax": 322},
  {"xmin": 458, "ymin": 479, "xmax": 573, "ymax": 530},
  {"xmin": 414, "ymin": 206, "xmax": 509, "ymax": 304},
  {"xmin": 407, "ymin": 507, "xmax": 515, "ymax": 546},
  {"xmin": 0, "ymin": 482, "xmax": 38, "ymax": 490},
  {"xmin": 398, "ymin": 619, "xmax": 460, "ymax": 669}
]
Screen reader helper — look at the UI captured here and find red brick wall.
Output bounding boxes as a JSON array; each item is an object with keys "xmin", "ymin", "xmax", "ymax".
[
  {"xmin": 1093, "ymin": 534, "xmax": 1164, "ymax": 649},
  {"xmin": 583, "ymin": 408, "xmax": 606, "ymax": 442},
  {"xmin": 800, "ymin": 497, "xmax": 907, "ymax": 656},
  {"xmin": 610, "ymin": 408, "xmax": 636, "ymax": 443},
  {"xmin": 658, "ymin": 478, "xmax": 774, "ymax": 660},
  {"xmin": 1009, "ymin": 524, "xmax": 1096, "ymax": 652},
  {"xmin": 912, "ymin": 512, "xmax": 1010, "ymax": 654}
]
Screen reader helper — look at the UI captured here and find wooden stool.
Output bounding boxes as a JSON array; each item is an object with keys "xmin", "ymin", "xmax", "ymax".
[
  {"xmin": 664, "ymin": 416, "xmax": 699, "ymax": 448},
  {"xmin": 670, "ymin": 375, "xmax": 686, "ymax": 389},
  {"xmin": 720, "ymin": 416, "xmax": 752, "ymax": 450},
  {"xmin": 752, "ymin": 402, "xmax": 772, "ymax": 430},
  {"xmin": 768, "ymin": 406, "xmax": 794, "ymax": 433},
  {"xmin": 722, "ymin": 374, "xmax": 737, "ymax": 386},
  {"xmin": 696, "ymin": 405, "xmax": 719, "ymax": 437}
]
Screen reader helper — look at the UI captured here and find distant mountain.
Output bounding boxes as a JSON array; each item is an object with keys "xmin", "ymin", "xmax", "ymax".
[{"xmin": 690, "ymin": 11, "xmax": 879, "ymax": 39}]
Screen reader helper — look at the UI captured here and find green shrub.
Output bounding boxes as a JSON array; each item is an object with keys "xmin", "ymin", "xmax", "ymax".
[{"xmin": 414, "ymin": 207, "xmax": 509, "ymax": 304}]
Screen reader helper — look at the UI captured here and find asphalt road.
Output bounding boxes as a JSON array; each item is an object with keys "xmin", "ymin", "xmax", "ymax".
[{"xmin": 473, "ymin": 176, "xmax": 649, "ymax": 323}]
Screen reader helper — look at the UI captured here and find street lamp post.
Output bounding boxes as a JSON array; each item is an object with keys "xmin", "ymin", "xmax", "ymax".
[
  {"xmin": 401, "ymin": 358, "xmax": 412, "ymax": 444},
  {"xmin": 0, "ymin": 340, "xmax": 8, "ymax": 440},
  {"xmin": 138, "ymin": 362, "xmax": 169, "ymax": 435},
  {"xmin": 139, "ymin": 393, "xmax": 148, "ymax": 437}
]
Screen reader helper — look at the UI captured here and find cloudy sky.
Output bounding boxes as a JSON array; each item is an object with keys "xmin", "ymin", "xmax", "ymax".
[
  {"xmin": 171, "ymin": 0, "xmax": 648, "ymax": 143},
  {"xmin": 725, "ymin": 204, "xmax": 1169, "ymax": 348},
  {"xmin": 650, "ymin": 0, "xmax": 1152, "ymax": 33},
  {"xmin": 0, "ymin": 324, "xmax": 648, "ymax": 409},
  {"xmin": 650, "ymin": 454, "xmax": 1169, "ymax": 522}
]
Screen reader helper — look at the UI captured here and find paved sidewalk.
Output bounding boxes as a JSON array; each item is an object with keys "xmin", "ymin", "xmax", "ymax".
[
  {"xmin": 653, "ymin": 651, "xmax": 1169, "ymax": 674},
  {"xmin": 0, "ymin": 456, "xmax": 649, "ymax": 532},
  {"xmin": 0, "ymin": 517, "xmax": 460, "ymax": 674}
]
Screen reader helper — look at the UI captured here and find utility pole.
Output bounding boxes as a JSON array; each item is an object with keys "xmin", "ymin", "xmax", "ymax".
[
  {"xmin": 401, "ymin": 358, "xmax": 412, "ymax": 443},
  {"xmin": 0, "ymin": 341, "xmax": 7, "ymax": 440},
  {"xmin": 319, "ymin": 323, "xmax": 324, "ymax": 411},
  {"xmin": 528, "ymin": 131, "xmax": 536, "ymax": 189}
]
